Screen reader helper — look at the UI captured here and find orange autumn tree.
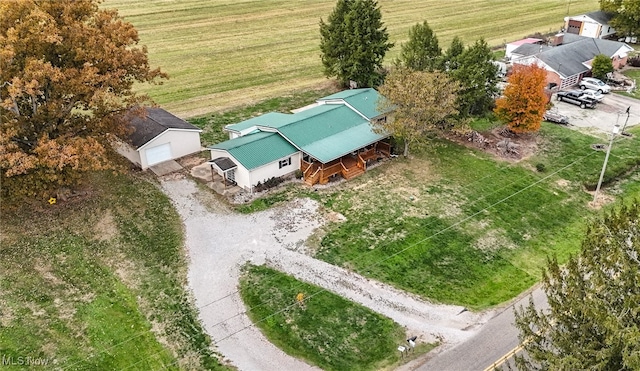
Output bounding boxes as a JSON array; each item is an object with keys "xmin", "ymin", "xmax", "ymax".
[
  {"xmin": 494, "ymin": 64, "xmax": 548, "ymax": 134},
  {"xmin": 0, "ymin": 0, "xmax": 165, "ymax": 202}
]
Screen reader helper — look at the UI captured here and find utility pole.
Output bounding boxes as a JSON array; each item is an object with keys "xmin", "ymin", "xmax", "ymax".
[{"xmin": 593, "ymin": 123, "xmax": 620, "ymax": 204}]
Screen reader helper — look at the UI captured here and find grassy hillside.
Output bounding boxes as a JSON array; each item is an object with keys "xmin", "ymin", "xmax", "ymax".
[
  {"xmin": 104, "ymin": 0, "xmax": 599, "ymax": 117},
  {"xmin": 0, "ymin": 172, "xmax": 227, "ymax": 370}
]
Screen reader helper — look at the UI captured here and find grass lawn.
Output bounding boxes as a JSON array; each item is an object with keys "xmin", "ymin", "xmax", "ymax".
[
  {"xmin": 0, "ymin": 172, "xmax": 227, "ymax": 370},
  {"xmin": 314, "ymin": 124, "xmax": 640, "ymax": 309},
  {"xmin": 239, "ymin": 265, "xmax": 433, "ymax": 371},
  {"xmin": 235, "ymin": 116, "xmax": 640, "ymax": 310},
  {"xmin": 103, "ymin": 0, "xmax": 598, "ymax": 117},
  {"xmin": 620, "ymin": 67, "xmax": 640, "ymax": 99}
]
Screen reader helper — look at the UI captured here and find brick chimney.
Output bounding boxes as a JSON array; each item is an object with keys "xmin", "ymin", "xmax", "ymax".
[{"xmin": 551, "ymin": 33, "xmax": 564, "ymax": 46}]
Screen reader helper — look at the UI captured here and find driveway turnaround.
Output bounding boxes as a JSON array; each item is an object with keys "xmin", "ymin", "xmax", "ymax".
[
  {"xmin": 550, "ymin": 93, "xmax": 640, "ymax": 134},
  {"xmin": 162, "ymin": 178, "xmax": 490, "ymax": 370}
]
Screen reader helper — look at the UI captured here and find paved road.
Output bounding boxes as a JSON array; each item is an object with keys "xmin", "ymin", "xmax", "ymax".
[{"xmin": 414, "ymin": 286, "xmax": 549, "ymax": 371}]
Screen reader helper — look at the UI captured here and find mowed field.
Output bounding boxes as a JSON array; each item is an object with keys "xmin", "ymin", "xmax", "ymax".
[{"xmin": 105, "ymin": 0, "xmax": 599, "ymax": 117}]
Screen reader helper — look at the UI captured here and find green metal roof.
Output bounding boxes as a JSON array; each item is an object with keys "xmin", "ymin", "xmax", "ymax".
[
  {"xmin": 225, "ymin": 112, "xmax": 293, "ymax": 133},
  {"xmin": 318, "ymin": 88, "xmax": 386, "ymax": 120},
  {"xmin": 211, "ymin": 89, "xmax": 391, "ymax": 169},
  {"xmin": 209, "ymin": 131, "xmax": 298, "ymax": 170},
  {"xmin": 302, "ymin": 122, "xmax": 386, "ymax": 163},
  {"xmin": 278, "ymin": 105, "xmax": 367, "ymax": 147}
]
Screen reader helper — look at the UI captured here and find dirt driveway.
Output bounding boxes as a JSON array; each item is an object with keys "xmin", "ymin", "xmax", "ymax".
[{"xmin": 549, "ymin": 92, "xmax": 640, "ymax": 134}]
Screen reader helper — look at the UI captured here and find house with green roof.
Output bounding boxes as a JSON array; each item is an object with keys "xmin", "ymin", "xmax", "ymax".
[{"xmin": 208, "ymin": 88, "xmax": 392, "ymax": 191}]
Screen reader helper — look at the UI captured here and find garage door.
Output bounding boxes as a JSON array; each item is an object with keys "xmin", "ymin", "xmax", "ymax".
[{"xmin": 145, "ymin": 143, "xmax": 172, "ymax": 166}]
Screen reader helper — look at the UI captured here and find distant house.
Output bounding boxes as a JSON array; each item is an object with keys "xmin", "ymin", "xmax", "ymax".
[
  {"xmin": 564, "ymin": 11, "xmax": 616, "ymax": 39},
  {"xmin": 116, "ymin": 107, "xmax": 202, "ymax": 169},
  {"xmin": 208, "ymin": 88, "xmax": 392, "ymax": 191},
  {"xmin": 511, "ymin": 33, "xmax": 633, "ymax": 89},
  {"xmin": 505, "ymin": 38, "xmax": 543, "ymax": 60}
]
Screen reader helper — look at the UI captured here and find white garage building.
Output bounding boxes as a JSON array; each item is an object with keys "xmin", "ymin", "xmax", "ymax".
[{"xmin": 116, "ymin": 107, "xmax": 202, "ymax": 170}]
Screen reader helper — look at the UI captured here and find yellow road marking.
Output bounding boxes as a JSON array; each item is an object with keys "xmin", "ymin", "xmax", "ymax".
[{"xmin": 483, "ymin": 343, "xmax": 524, "ymax": 371}]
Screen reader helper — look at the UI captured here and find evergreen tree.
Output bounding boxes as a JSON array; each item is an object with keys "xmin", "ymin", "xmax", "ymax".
[
  {"xmin": 514, "ymin": 200, "xmax": 640, "ymax": 371},
  {"xmin": 591, "ymin": 54, "xmax": 614, "ymax": 80},
  {"xmin": 399, "ymin": 21, "xmax": 442, "ymax": 71},
  {"xmin": 320, "ymin": 0, "xmax": 393, "ymax": 88},
  {"xmin": 449, "ymin": 39, "xmax": 499, "ymax": 117},
  {"xmin": 442, "ymin": 36, "xmax": 464, "ymax": 72}
]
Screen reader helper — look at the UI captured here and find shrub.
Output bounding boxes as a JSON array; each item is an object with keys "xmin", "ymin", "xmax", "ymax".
[
  {"xmin": 254, "ymin": 176, "xmax": 284, "ymax": 192},
  {"xmin": 536, "ymin": 163, "xmax": 546, "ymax": 172}
]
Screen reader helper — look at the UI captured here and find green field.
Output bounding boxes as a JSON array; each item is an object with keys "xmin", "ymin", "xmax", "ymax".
[{"xmin": 105, "ymin": 0, "xmax": 599, "ymax": 117}]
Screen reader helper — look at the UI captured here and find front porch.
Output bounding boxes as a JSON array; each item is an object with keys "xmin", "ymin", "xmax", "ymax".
[{"xmin": 301, "ymin": 141, "xmax": 391, "ymax": 186}]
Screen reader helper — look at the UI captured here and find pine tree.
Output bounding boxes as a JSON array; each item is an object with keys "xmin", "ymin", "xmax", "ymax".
[
  {"xmin": 319, "ymin": 0, "xmax": 393, "ymax": 88},
  {"xmin": 442, "ymin": 36, "xmax": 465, "ymax": 72},
  {"xmin": 399, "ymin": 21, "xmax": 442, "ymax": 71},
  {"xmin": 448, "ymin": 39, "xmax": 499, "ymax": 117},
  {"xmin": 514, "ymin": 200, "xmax": 640, "ymax": 370}
]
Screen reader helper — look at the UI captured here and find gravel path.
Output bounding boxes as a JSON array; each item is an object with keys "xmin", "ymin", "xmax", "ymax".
[{"xmin": 161, "ymin": 177, "xmax": 492, "ymax": 370}]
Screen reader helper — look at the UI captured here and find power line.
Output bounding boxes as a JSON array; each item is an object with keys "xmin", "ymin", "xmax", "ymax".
[{"xmin": 133, "ymin": 149, "xmax": 601, "ymax": 370}]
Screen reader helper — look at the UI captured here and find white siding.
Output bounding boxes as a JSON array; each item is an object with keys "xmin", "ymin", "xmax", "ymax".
[
  {"xmin": 113, "ymin": 138, "xmax": 142, "ymax": 167},
  {"xmin": 248, "ymin": 152, "xmax": 301, "ymax": 189},
  {"xmin": 581, "ymin": 22, "xmax": 599, "ymax": 38},
  {"xmin": 208, "ymin": 150, "xmax": 302, "ymax": 191},
  {"xmin": 139, "ymin": 130, "xmax": 201, "ymax": 169}
]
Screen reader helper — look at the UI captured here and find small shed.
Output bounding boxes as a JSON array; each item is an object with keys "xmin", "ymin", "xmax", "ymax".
[{"xmin": 116, "ymin": 107, "xmax": 202, "ymax": 169}]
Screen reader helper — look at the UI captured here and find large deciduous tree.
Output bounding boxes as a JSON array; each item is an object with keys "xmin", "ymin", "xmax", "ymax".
[
  {"xmin": 320, "ymin": 0, "xmax": 393, "ymax": 88},
  {"xmin": 494, "ymin": 64, "xmax": 548, "ymax": 134},
  {"xmin": 591, "ymin": 54, "xmax": 614, "ymax": 80},
  {"xmin": 448, "ymin": 39, "xmax": 499, "ymax": 117},
  {"xmin": 0, "ymin": 0, "xmax": 165, "ymax": 202},
  {"xmin": 600, "ymin": 0, "xmax": 640, "ymax": 36},
  {"xmin": 399, "ymin": 21, "xmax": 441, "ymax": 72},
  {"xmin": 376, "ymin": 68, "xmax": 460, "ymax": 157},
  {"xmin": 514, "ymin": 200, "xmax": 640, "ymax": 371}
]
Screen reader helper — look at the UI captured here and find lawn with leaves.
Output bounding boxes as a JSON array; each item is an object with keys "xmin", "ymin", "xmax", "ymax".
[
  {"xmin": 239, "ymin": 265, "xmax": 428, "ymax": 371},
  {"xmin": 0, "ymin": 172, "xmax": 226, "ymax": 370}
]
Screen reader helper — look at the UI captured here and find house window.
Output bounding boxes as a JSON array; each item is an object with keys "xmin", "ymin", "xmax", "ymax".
[{"xmin": 279, "ymin": 157, "xmax": 291, "ymax": 169}]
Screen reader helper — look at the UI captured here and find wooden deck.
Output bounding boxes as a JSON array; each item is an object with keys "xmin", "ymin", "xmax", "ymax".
[{"xmin": 302, "ymin": 141, "xmax": 391, "ymax": 186}]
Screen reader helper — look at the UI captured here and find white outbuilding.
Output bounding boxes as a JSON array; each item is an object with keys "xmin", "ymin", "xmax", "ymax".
[{"xmin": 116, "ymin": 107, "xmax": 202, "ymax": 170}]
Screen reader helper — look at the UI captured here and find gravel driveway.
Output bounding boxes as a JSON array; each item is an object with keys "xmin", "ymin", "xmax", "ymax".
[
  {"xmin": 550, "ymin": 92, "xmax": 640, "ymax": 134},
  {"xmin": 161, "ymin": 177, "xmax": 491, "ymax": 370}
]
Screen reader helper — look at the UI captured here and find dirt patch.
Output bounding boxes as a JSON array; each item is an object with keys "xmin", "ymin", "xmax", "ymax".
[
  {"xmin": 0, "ymin": 299, "xmax": 14, "ymax": 327},
  {"xmin": 447, "ymin": 127, "xmax": 541, "ymax": 163},
  {"xmin": 93, "ymin": 209, "xmax": 118, "ymax": 242},
  {"xmin": 474, "ymin": 229, "xmax": 515, "ymax": 252}
]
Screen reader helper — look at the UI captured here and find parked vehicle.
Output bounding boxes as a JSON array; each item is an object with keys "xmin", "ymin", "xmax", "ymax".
[
  {"xmin": 581, "ymin": 89, "xmax": 604, "ymax": 102},
  {"xmin": 543, "ymin": 110, "xmax": 570, "ymax": 125},
  {"xmin": 579, "ymin": 77, "xmax": 611, "ymax": 94},
  {"xmin": 557, "ymin": 90, "xmax": 597, "ymax": 109}
]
